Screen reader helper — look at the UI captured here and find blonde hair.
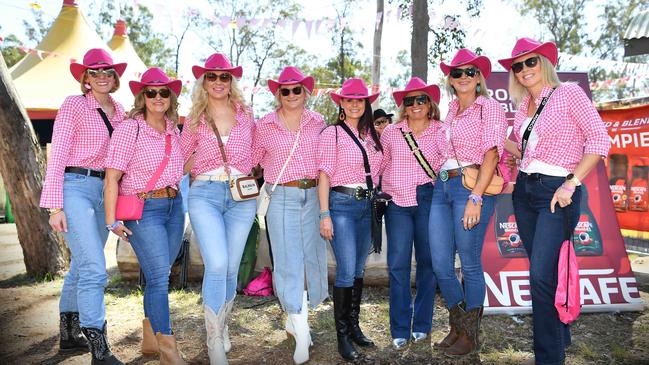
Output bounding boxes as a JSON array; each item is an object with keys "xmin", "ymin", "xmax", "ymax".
[
  {"xmin": 397, "ymin": 96, "xmax": 441, "ymax": 122},
  {"xmin": 187, "ymin": 73, "xmax": 248, "ymax": 129},
  {"xmin": 508, "ymin": 55, "xmax": 561, "ymax": 107},
  {"xmin": 444, "ymin": 69, "xmax": 490, "ymax": 98},
  {"xmin": 273, "ymin": 85, "xmax": 311, "ymax": 108},
  {"xmin": 80, "ymin": 70, "xmax": 120, "ymax": 94},
  {"xmin": 127, "ymin": 87, "xmax": 180, "ymax": 124}
]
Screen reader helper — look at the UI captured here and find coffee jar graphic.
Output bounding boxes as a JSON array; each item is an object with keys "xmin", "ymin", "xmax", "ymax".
[
  {"xmin": 608, "ymin": 154, "xmax": 628, "ymax": 211},
  {"xmin": 494, "ymin": 193, "xmax": 527, "ymax": 258},
  {"xmin": 572, "ymin": 185, "xmax": 603, "ymax": 256},
  {"xmin": 628, "ymin": 165, "xmax": 648, "ymax": 212}
]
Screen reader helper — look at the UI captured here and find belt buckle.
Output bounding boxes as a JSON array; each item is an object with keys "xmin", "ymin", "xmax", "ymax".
[
  {"xmin": 298, "ymin": 179, "xmax": 309, "ymax": 189},
  {"xmin": 353, "ymin": 187, "xmax": 365, "ymax": 200},
  {"xmin": 439, "ymin": 169, "xmax": 449, "ymax": 182}
]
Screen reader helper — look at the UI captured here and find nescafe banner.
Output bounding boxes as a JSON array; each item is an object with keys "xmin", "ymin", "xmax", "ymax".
[{"xmin": 482, "ymin": 72, "xmax": 643, "ymax": 314}]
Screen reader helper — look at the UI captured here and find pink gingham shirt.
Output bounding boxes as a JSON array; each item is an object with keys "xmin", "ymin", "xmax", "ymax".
[
  {"xmin": 380, "ymin": 120, "xmax": 444, "ymax": 207},
  {"xmin": 318, "ymin": 122, "xmax": 383, "ymax": 187},
  {"xmin": 514, "ymin": 84, "xmax": 610, "ymax": 172},
  {"xmin": 437, "ymin": 96, "xmax": 507, "ymax": 165},
  {"xmin": 252, "ymin": 109, "xmax": 325, "ymax": 184},
  {"xmin": 105, "ymin": 115, "xmax": 184, "ymax": 196},
  {"xmin": 40, "ymin": 94, "xmax": 125, "ymax": 208},
  {"xmin": 180, "ymin": 104, "xmax": 255, "ymax": 176}
]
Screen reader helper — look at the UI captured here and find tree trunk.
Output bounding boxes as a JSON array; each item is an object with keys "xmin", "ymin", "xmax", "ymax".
[
  {"xmin": 411, "ymin": 0, "xmax": 429, "ymax": 81},
  {"xmin": 371, "ymin": 0, "xmax": 384, "ymax": 109},
  {"xmin": 0, "ymin": 55, "xmax": 69, "ymax": 277}
]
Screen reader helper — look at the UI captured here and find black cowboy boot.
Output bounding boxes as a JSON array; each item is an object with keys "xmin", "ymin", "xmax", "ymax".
[
  {"xmin": 349, "ymin": 278, "xmax": 375, "ymax": 347},
  {"xmin": 59, "ymin": 312, "xmax": 88, "ymax": 352},
  {"xmin": 333, "ymin": 286, "xmax": 360, "ymax": 362},
  {"xmin": 81, "ymin": 322, "xmax": 124, "ymax": 365}
]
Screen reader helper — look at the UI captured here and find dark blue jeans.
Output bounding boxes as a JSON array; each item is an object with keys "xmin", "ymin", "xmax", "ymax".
[
  {"xmin": 512, "ymin": 172, "xmax": 581, "ymax": 365},
  {"xmin": 385, "ymin": 183, "xmax": 436, "ymax": 339}
]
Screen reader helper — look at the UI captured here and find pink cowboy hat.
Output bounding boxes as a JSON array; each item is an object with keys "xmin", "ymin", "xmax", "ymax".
[
  {"xmin": 267, "ymin": 66, "xmax": 315, "ymax": 94},
  {"xmin": 330, "ymin": 78, "xmax": 379, "ymax": 105},
  {"xmin": 128, "ymin": 67, "xmax": 182, "ymax": 96},
  {"xmin": 69, "ymin": 48, "xmax": 127, "ymax": 81},
  {"xmin": 192, "ymin": 53, "xmax": 243, "ymax": 79},
  {"xmin": 498, "ymin": 37, "xmax": 558, "ymax": 71},
  {"xmin": 440, "ymin": 48, "xmax": 492, "ymax": 79},
  {"xmin": 392, "ymin": 77, "xmax": 441, "ymax": 107}
]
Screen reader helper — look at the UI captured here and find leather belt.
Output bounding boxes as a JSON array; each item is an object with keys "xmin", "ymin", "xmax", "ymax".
[
  {"xmin": 332, "ymin": 186, "xmax": 370, "ymax": 200},
  {"xmin": 64, "ymin": 167, "xmax": 105, "ymax": 179},
  {"xmin": 137, "ymin": 187, "xmax": 178, "ymax": 200},
  {"xmin": 439, "ymin": 164, "xmax": 478, "ymax": 182},
  {"xmin": 194, "ymin": 174, "xmax": 230, "ymax": 181},
  {"xmin": 278, "ymin": 179, "xmax": 318, "ymax": 189}
]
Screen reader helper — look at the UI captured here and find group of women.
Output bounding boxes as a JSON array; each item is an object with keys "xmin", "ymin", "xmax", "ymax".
[{"xmin": 40, "ymin": 36, "xmax": 609, "ymax": 365}]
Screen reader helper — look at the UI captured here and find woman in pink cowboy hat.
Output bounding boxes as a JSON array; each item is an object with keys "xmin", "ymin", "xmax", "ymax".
[
  {"xmin": 104, "ymin": 67, "xmax": 186, "ymax": 365},
  {"xmin": 499, "ymin": 38, "xmax": 610, "ymax": 365},
  {"xmin": 318, "ymin": 77, "xmax": 383, "ymax": 362},
  {"xmin": 429, "ymin": 49, "xmax": 507, "ymax": 357},
  {"xmin": 380, "ymin": 77, "xmax": 443, "ymax": 349},
  {"xmin": 180, "ymin": 53, "xmax": 256, "ymax": 364},
  {"xmin": 40, "ymin": 48, "xmax": 126, "ymax": 364},
  {"xmin": 251, "ymin": 66, "xmax": 328, "ymax": 364}
]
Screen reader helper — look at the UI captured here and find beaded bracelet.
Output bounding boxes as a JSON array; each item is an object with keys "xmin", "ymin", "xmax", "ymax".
[
  {"xmin": 319, "ymin": 210, "xmax": 331, "ymax": 220},
  {"xmin": 560, "ymin": 184, "xmax": 575, "ymax": 193},
  {"xmin": 468, "ymin": 194, "xmax": 483, "ymax": 206}
]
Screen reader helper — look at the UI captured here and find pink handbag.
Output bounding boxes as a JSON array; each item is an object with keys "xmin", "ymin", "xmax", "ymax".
[
  {"xmin": 115, "ymin": 134, "xmax": 172, "ymax": 221},
  {"xmin": 555, "ymin": 208, "xmax": 581, "ymax": 324},
  {"xmin": 243, "ymin": 267, "xmax": 274, "ymax": 297}
]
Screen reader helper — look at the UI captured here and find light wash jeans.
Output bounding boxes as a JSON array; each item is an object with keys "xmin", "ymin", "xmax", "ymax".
[
  {"xmin": 58, "ymin": 173, "xmax": 109, "ymax": 329},
  {"xmin": 188, "ymin": 180, "xmax": 256, "ymax": 313}
]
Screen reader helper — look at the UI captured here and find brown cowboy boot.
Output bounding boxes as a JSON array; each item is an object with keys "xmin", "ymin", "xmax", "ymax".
[
  {"xmin": 444, "ymin": 306, "xmax": 482, "ymax": 357},
  {"xmin": 141, "ymin": 318, "xmax": 159, "ymax": 355},
  {"xmin": 434, "ymin": 303, "xmax": 464, "ymax": 349}
]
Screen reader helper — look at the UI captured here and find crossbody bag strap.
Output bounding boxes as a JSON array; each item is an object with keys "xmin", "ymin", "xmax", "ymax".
[
  {"xmin": 269, "ymin": 128, "xmax": 302, "ymax": 195},
  {"xmin": 521, "ymin": 87, "xmax": 556, "ymax": 160},
  {"xmin": 96, "ymin": 108, "xmax": 114, "ymax": 137},
  {"xmin": 338, "ymin": 122, "xmax": 374, "ymax": 192},
  {"xmin": 400, "ymin": 128, "xmax": 436, "ymax": 179},
  {"xmin": 143, "ymin": 133, "xmax": 172, "ymax": 192},
  {"xmin": 205, "ymin": 116, "xmax": 233, "ymax": 181}
]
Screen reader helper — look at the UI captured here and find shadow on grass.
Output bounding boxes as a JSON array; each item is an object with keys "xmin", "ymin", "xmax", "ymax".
[{"xmin": 0, "ymin": 272, "xmax": 59, "ymax": 289}]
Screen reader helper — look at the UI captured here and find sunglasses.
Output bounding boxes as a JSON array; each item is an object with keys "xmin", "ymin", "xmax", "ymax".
[
  {"xmin": 204, "ymin": 72, "xmax": 232, "ymax": 82},
  {"xmin": 144, "ymin": 88, "xmax": 171, "ymax": 99},
  {"xmin": 449, "ymin": 67, "xmax": 479, "ymax": 79},
  {"xmin": 87, "ymin": 68, "xmax": 116, "ymax": 78},
  {"xmin": 280, "ymin": 86, "xmax": 303, "ymax": 97},
  {"xmin": 511, "ymin": 56, "xmax": 540, "ymax": 74},
  {"xmin": 403, "ymin": 95, "xmax": 430, "ymax": 107},
  {"xmin": 374, "ymin": 118, "xmax": 389, "ymax": 127}
]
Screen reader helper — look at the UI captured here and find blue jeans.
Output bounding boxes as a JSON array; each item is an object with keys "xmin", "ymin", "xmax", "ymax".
[
  {"xmin": 266, "ymin": 186, "xmax": 328, "ymax": 313},
  {"xmin": 385, "ymin": 183, "xmax": 437, "ymax": 339},
  {"xmin": 125, "ymin": 194, "xmax": 185, "ymax": 335},
  {"xmin": 428, "ymin": 175, "xmax": 495, "ymax": 310},
  {"xmin": 59, "ymin": 173, "xmax": 109, "ymax": 329},
  {"xmin": 188, "ymin": 180, "xmax": 256, "ymax": 313},
  {"xmin": 513, "ymin": 172, "xmax": 581, "ymax": 365}
]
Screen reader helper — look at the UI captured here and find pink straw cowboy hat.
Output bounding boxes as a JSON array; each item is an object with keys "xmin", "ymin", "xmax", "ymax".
[
  {"xmin": 192, "ymin": 53, "xmax": 243, "ymax": 79},
  {"xmin": 392, "ymin": 77, "xmax": 441, "ymax": 107},
  {"xmin": 330, "ymin": 78, "xmax": 379, "ymax": 105},
  {"xmin": 128, "ymin": 67, "xmax": 182, "ymax": 96},
  {"xmin": 267, "ymin": 66, "xmax": 315, "ymax": 94},
  {"xmin": 69, "ymin": 48, "xmax": 127, "ymax": 81},
  {"xmin": 440, "ymin": 48, "xmax": 492, "ymax": 79},
  {"xmin": 498, "ymin": 37, "xmax": 559, "ymax": 71}
]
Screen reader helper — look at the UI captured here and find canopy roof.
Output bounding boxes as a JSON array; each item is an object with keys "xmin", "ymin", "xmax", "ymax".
[{"xmin": 624, "ymin": 10, "xmax": 649, "ymax": 57}]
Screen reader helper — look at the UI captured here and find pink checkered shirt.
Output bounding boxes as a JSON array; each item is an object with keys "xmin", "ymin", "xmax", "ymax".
[
  {"xmin": 380, "ymin": 120, "xmax": 444, "ymax": 207},
  {"xmin": 252, "ymin": 109, "xmax": 326, "ymax": 184},
  {"xmin": 437, "ymin": 96, "xmax": 507, "ymax": 165},
  {"xmin": 514, "ymin": 84, "xmax": 610, "ymax": 172},
  {"xmin": 318, "ymin": 122, "xmax": 383, "ymax": 187},
  {"xmin": 40, "ymin": 94, "xmax": 126, "ymax": 208},
  {"xmin": 105, "ymin": 116, "xmax": 184, "ymax": 196},
  {"xmin": 180, "ymin": 104, "xmax": 256, "ymax": 176}
]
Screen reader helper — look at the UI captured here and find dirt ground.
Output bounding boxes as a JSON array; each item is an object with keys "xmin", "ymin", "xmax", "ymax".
[{"xmin": 1, "ymin": 223, "xmax": 649, "ymax": 365}]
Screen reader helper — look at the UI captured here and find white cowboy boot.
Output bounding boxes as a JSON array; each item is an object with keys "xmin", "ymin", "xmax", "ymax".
[
  {"xmin": 222, "ymin": 300, "xmax": 234, "ymax": 353},
  {"xmin": 288, "ymin": 291, "xmax": 311, "ymax": 364},
  {"xmin": 205, "ymin": 305, "xmax": 228, "ymax": 365}
]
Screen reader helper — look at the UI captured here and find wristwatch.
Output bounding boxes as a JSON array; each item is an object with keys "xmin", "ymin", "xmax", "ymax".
[{"xmin": 565, "ymin": 173, "xmax": 582, "ymax": 186}]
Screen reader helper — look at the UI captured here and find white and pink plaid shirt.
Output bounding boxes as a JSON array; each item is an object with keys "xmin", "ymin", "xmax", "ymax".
[
  {"xmin": 180, "ymin": 104, "xmax": 256, "ymax": 176},
  {"xmin": 514, "ymin": 84, "xmax": 610, "ymax": 172},
  {"xmin": 252, "ymin": 109, "xmax": 326, "ymax": 184},
  {"xmin": 105, "ymin": 115, "xmax": 184, "ymax": 196},
  {"xmin": 318, "ymin": 122, "xmax": 383, "ymax": 187},
  {"xmin": 40, "ymin": 94, "xmax": 126, "ymax": 208},
  {"xmin": 380, "ymin": 120, "xmax": 444, "ymax": 207},
  {"xmin": 436, "ymin": 96, "xmax": 507, "ymax": 165}
]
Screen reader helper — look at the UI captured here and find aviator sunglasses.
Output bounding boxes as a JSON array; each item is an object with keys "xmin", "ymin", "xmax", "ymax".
[
  {"xmin": 449, "ymin": 67, "xmax": 479, "ymax": 79},
  {"xmin": 280, "ymin": 86, "xmax": 303, "ymax": 97},
  {"xmin": 403, "ymin": 95, "xmax": 430, "ymax": 107},
  {"xmin": 204, "ymin": 72, "xmax": 232, "ymax": 82},
  {"xmin": 511, "ymin": 56, "xmax": 540, "ymax": 74},
  {"xmin": 144, "ymin": 88, "xmax": 171, "ymax": 99},
  {"xmin": 87, "ymin": 68, "xmax": 116, "ymax": 78},
  {"xmin": 374, "ymin": 118, "xmax": 389, "ymax": 127}
]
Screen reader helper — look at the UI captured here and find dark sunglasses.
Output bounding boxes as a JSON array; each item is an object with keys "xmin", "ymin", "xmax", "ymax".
[
  {"xmin": 144, "ymin": 88, "xmax": 171, "ymax": 99},
  {"xmin": 511, "ymin": 56, "xmax": 540, "ymax": 74},
  {"xmin": 449, "ymin": 67, "xmax": 479, "ymax": 79},
  {"xmin": 87, "ymin": 68, "xmax": 116, "ymax": 78},
  {"xmin": 374, "ymin": 118, "xmax": 389, "ymax": 127},
  {"xmin": 280, "ymin": 86, "xmax": 303, "ymax": 96},
  {"xmin": 403, "ymin": 95, "xmax": 430, "ymax": 107},
  {"xmin": 204, "ymin": 72, "xmax": 232, "ymax": 82}
]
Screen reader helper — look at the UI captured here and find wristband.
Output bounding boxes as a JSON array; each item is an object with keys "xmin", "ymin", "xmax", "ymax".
[
  {"xmin": 560, "ymin": 184, "xmax": 575, "ymax": 193},
  {"xmin": 319, "ymin": 210, "xmax": 331, "ymax": 220},
  {"xmin": 106, "ymin": 221, "xmax": 122, "ymax": 231},
  {"xmin": 468, "ymin": 194, "xmax": 483, "ymax": 206}
]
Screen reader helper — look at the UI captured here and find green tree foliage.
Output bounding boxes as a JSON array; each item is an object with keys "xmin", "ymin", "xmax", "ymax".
[
  {"xmin": 22, "ymin": 8, "xmax": 51, "ymax": 43},
  {"xmin": 518, "ymin": 0, "xmax": 587, "ymax": 54},
  {"xmin": 0, "ymin": 27, "xmax": 24, "ymax": 68}
]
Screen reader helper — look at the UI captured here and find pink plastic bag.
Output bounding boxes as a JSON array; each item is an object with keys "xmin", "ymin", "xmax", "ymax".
[
  {"xmin": 498, "ymin": 150, "xmax": 514, "ymax": 186},
  {"xmin": 555, "ymin": 240, "xmax": 581, "ymax": 324},
  {"xmin": 243, "ymin": 267, "xmax": 274, "ymax": 297}
]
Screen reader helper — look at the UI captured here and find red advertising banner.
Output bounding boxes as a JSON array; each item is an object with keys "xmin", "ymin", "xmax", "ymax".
[{"xmin": 481, "ymin": 72, "xmax": 643, "ymax": 314}]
